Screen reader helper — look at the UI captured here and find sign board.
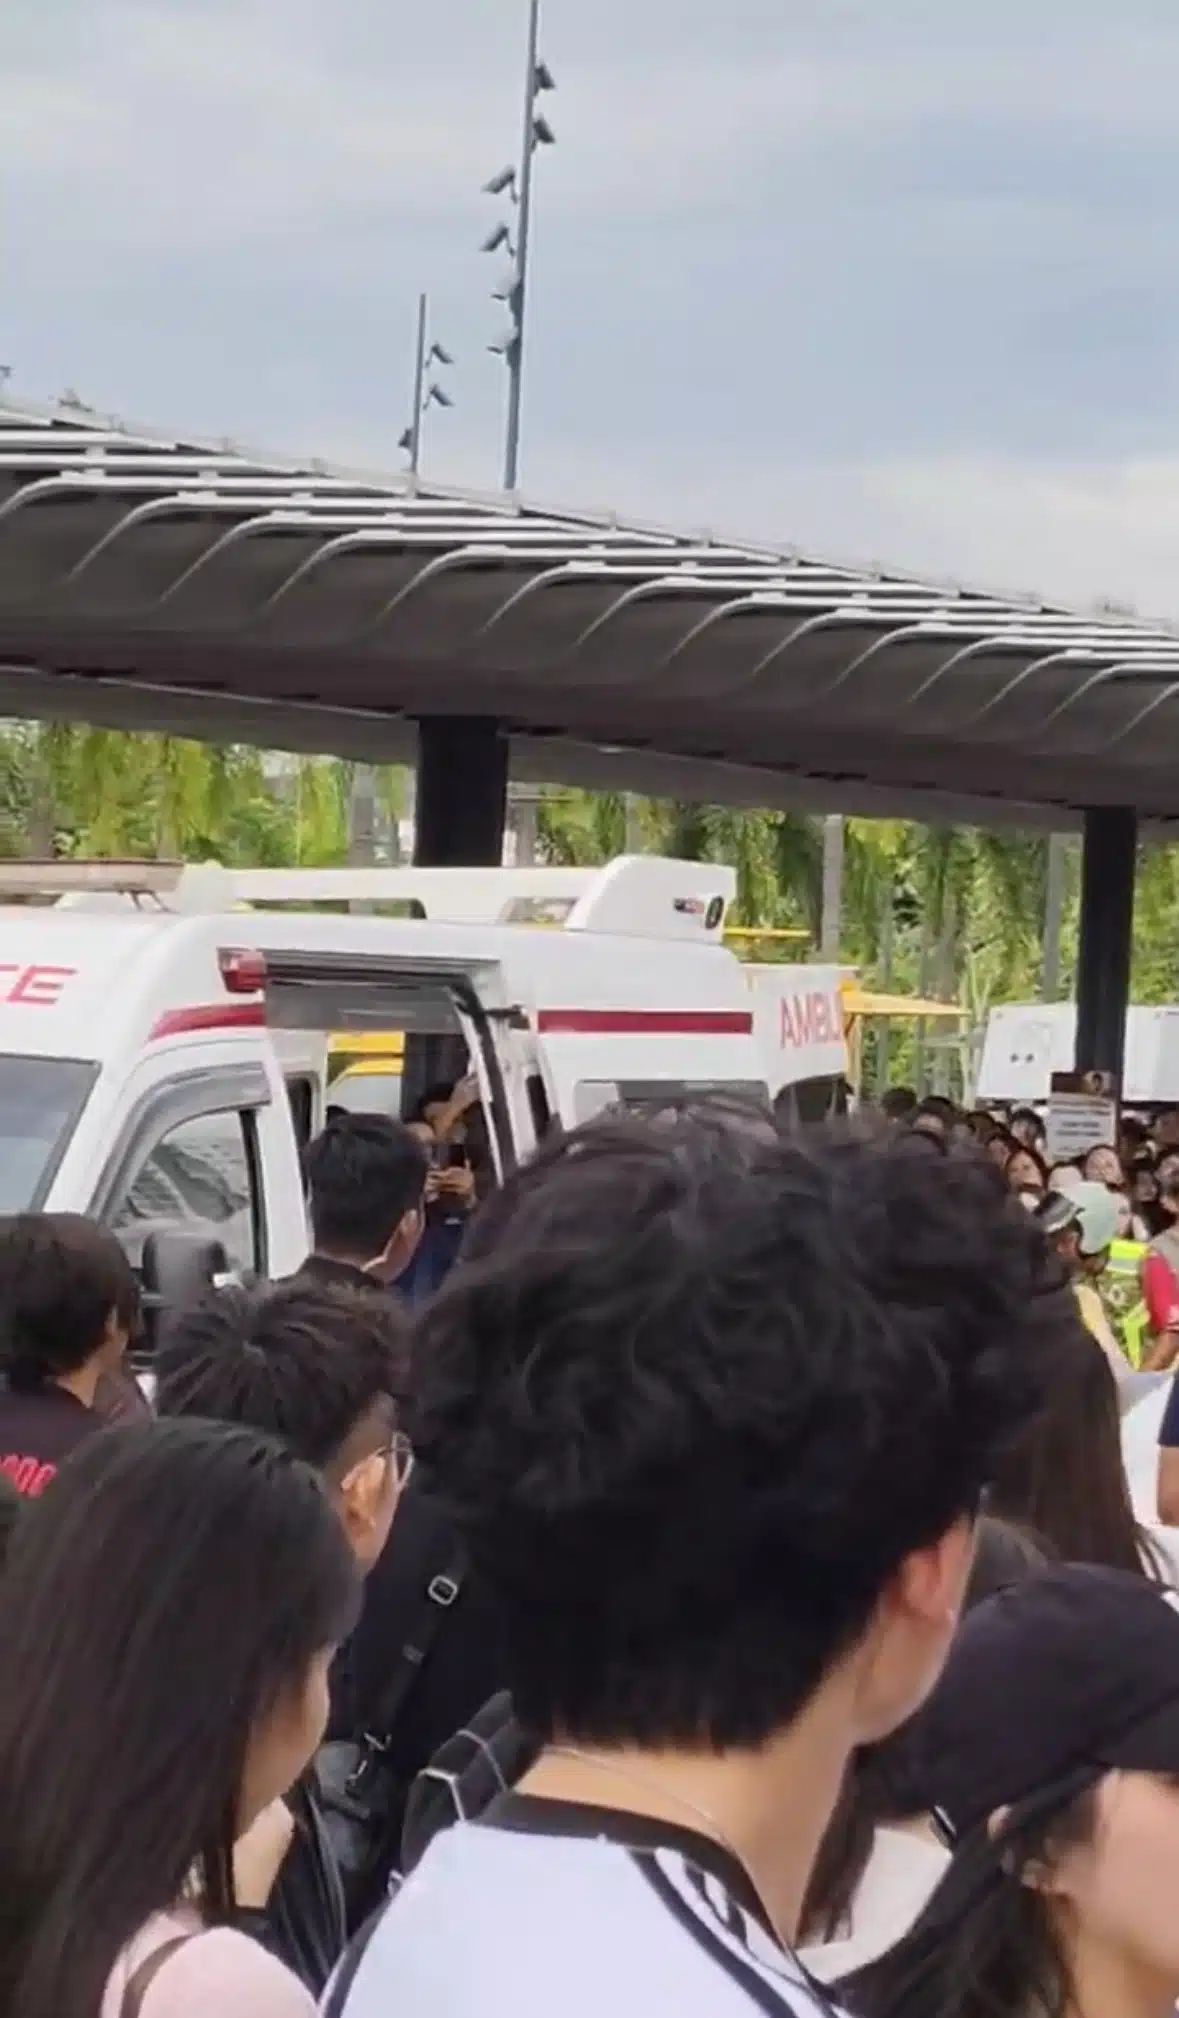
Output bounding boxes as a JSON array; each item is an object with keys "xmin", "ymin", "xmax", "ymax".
[{"xmin": 1044, "ymin": 1070, "xmax": 1118, "ymax": 1162}]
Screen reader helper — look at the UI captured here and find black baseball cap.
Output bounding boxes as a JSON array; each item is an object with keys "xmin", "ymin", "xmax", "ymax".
[{"xmin": 910, "ymin": 1564, "xmax": 1179, "ymax": 1842}]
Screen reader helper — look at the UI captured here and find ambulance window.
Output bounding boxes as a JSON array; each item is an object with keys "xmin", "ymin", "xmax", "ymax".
[
  {"xmin": 0, "ymin": 1055, "xmax": 96, "ymax": 1211},
  {"xmin": 329, "ymin": 1068, "xmax": 404, "ymax": 1120},
  {"xmin": 110, "ymin": 1107, "xmax": 261, "ymax": 1274}
]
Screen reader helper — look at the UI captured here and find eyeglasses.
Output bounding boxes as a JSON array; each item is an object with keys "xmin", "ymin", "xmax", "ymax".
[{"xmin": 373, "ymin": 1430, "xmax": 415, "ymax": 1494}]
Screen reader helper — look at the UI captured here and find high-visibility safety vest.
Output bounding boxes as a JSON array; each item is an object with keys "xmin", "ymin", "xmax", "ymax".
[{"xmin": 1101, "ymin": 1239, "xmax": 1150, "ymax": 1366}]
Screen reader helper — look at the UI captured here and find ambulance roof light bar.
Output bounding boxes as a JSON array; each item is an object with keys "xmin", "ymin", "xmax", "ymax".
[
  {"xmin": 218, "ymin": 863, "xmax": 598, "ymax": 922},
  {"xmin": 0, "ymin": 855, "xmax": 737, "ymax": 942},
  {"xmin": 197, "ymin": 858, "xmax": 737, "ymax": 941},
  {"xmin": 0, "ymin": 859, "xmax": 188, "ymax": 897},
  {"xmin": 0, "ymin": 860, "xmax": 238, "ymax": 909}
]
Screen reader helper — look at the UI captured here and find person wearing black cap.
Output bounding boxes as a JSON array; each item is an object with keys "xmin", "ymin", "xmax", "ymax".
[{"xmin": 846, "ymin": 1564, "xmax": 1179, "ymax": 2018}]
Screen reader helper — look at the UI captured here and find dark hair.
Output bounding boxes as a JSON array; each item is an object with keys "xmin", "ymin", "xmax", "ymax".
[
  {"xmin": 155, "ymin": 1277, "xmax": 409, "ymax": 1470},
  {"xmin": 1011, "ymin": 1106, "xmax": 1046, "ymax": 1138},
  {"xmin": 412, "ymin": 1110, "xmax": 1072, "ymax": 1750},
  {"xmin": 800, "ymin": 1517, "xmax": 1053, "ymax": 1944},
  {"xmin": 303, "ymin": 1113, "xmax": 428, "ymax": 1260},
  {"xmin": 843, "ymin": 1775, "xmax": 1101, "ymax": 2018},
  {"xmin": 964, "ymin": 1111, "xmax": 1000, "ymax": 1145},
  {"xmin": 880, "ymin": 1087, "xmax": 919, "ymax": 1122},
  {"xmin": 914, "ymin": 1095, "xmax": 959, "ymax": 1131},
  {"xmin": 0, "ymin": 1417, "xmax": 359, "ymax": 2018},
  {"xmin": 989, "ymin": 1319, "xmax": 1159, "ymax": 1578},
  {"xmin": 0, "ymin": 1472, "xmax": 20, "ymax": 1567},
  {"xmin": 1004, "ymin": 1141, "xmax": 1049, "ymax": 1190},
  {"xmin": 408, "ymin": 1081, "xmax": 459, "ymax": 1125},
  {"xmin": 0, "ymin": 1213, "xmax": 140, "ymax": 1392}
]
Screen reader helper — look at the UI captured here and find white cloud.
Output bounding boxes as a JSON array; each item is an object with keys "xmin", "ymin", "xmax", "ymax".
[
  {"xmin": 2, "ymin": 2, "xmax": 850, "ymax": 256},
  {"xmin": 7, "ymin": 0, "xmax": 1179, "ymax": 263}
]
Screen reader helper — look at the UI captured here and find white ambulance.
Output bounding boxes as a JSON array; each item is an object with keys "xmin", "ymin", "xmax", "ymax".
[{"xmin": 0, "ymin": 856, "xmax": 786, "ymax": 1286}]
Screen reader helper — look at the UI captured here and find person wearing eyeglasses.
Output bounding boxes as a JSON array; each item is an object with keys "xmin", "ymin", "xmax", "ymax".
[
  {"xmin": 155, "ymin": 1278, "xmax": 412, "ymax": 1994},
  {"xmin": 156, "ymin": 1275, "xmax": 508, "ymax": 1941}
]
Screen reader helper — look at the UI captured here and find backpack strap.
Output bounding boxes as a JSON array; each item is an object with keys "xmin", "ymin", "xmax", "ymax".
[
  {"xmin": 121, "ymin": 1934, "xmax": 194, "ymax": 2018},
  {"xmin": 343, "ymin": 1546, "xmax": 466, "ymax": 1798}
]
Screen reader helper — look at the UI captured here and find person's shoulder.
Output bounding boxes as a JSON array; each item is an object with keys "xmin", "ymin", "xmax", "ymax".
[
  {"xmin": 337, "ymin": 1829, "xmax": 820, "ymax": 2017},
  {"xmin": 142, "ymin": 1927, "xmax": 316, "ymax": 2015}
]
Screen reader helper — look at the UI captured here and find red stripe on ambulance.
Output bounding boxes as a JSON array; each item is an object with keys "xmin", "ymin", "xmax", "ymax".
[{"xmin": 149, "ymin": 1003, "xmax": 267, "ymax": 1041}]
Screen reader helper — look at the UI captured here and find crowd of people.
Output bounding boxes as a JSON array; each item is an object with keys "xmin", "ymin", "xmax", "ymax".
[
  {"xmin": 4, "ymin": 1090, "xmax": 1179, "ymax": 2017},
  {"xmin": 881, "ymin": 1087, "xmax": 1179, "ymax": 1380}
]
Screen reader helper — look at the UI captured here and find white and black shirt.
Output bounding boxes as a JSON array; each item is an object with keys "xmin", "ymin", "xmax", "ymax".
[{"xmin": 326, "ymin": 1794, "xmax": 847, "ymax": 2018}]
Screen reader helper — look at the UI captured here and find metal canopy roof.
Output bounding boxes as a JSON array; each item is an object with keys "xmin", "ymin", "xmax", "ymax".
[{"xmin": 4, "ymin": 396, "xmax": 1179, "ymax": 829}]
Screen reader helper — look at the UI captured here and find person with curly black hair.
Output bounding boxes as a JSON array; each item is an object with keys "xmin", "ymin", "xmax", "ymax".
[{"xmin": 329, "ymin": 1107, "xmax": 1071, "ymax": 2018}]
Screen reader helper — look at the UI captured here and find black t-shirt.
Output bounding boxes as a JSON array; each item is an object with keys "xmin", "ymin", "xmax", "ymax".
[{"xmin": 0, "ymin": 1383, "xmax": 97, "ymax": 1497}]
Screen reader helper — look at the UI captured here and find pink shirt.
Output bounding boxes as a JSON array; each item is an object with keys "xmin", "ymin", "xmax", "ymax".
[
  {"xmin": 1145, "ymin": 1248, "xmax": 1179, "ymax": 1334},
  {"xmin": 101, "ymin": 1909, "xmax": 315, "ymax": 2018}
]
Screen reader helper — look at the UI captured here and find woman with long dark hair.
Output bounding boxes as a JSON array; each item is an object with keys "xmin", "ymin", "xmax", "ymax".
[
  {"xmin": 0, "ymin": 1417, "xmax": 359, "ymax": 2018},
  {"xmin": 799, "ymin": 1517, "xmax": 1051, "ymax": 1978},
  {"xmin": 988, "ymin": 1304, "xmax": 1164, "ymax": 1577},
  {"xmin": 845, "ymin": 1565, "xmax": 1179, "ymax": 2018}
]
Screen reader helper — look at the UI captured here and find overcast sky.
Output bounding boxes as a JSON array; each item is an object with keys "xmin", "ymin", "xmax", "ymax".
[{"xmin": 7, "ymin": 0, "xmax": 1179, "ymax": 615}]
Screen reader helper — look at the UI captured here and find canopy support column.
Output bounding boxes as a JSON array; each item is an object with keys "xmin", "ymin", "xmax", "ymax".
[
  {"xmin": 1074, "ymin": 806, "xmax": 1137, "ymax": 1090},
  {"xmin": 413, "ymin": 717, "xmax": 509, "ymax": 866}
]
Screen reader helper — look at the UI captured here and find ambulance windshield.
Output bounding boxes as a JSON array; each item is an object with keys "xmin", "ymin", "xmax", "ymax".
[{"xmin": 0, "ymin": 1055, "xmax": 96, "ymax": 1211}]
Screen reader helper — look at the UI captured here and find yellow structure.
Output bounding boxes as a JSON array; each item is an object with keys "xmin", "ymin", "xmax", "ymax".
[{"xmin": 840, "ymin": 982, "xmax": 965, "ymax": 1094}]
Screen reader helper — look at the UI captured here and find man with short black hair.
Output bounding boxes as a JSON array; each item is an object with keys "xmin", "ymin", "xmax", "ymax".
[
  {"xmin": 879, "ymin": 1085, "xmax": 918, "ymax": 1124},
  {"xmin": 156, "ymin": 1276, "xmax": 410, "ymax": 1569},
  {"xmin": 156, "ymin": 1277, "xmax": 412, "ymax": 1992},
  {"xmin": 331, "ymin": 1110, "xmax": 1072, "ymax": 2018},
  {"xmin": 302, "ymin": 1112, "xmax": 429, "ymax": 1288},
  {"xmin": 173, "ymin": 1194, "xmax": 505, "ymax": 1935}
]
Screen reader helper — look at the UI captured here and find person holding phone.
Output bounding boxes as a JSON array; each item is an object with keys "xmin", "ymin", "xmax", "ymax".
[{"xmin": 401, "ymin": 1077, "xmax": 480, "ymax": 1301}]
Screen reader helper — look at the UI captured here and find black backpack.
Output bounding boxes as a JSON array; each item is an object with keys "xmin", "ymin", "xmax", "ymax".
[
  {"xmin": 316, "ymin": 1540, "xmax": 465, "ymax": 1927},
  {"xmin": 399, "ymin": 1691, "xmax": 538, "ymax": 1876}
]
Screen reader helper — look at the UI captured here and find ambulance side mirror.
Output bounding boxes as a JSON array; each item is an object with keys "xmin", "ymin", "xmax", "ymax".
[{"xmin": 139, "ymin": 1229, "xmax": 232, "ymax": 1357}]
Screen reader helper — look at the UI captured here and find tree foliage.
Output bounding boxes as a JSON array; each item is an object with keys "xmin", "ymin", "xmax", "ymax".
[{"xmin": 6, "ymin": 722, "xmax": 1178, "ymax": 1101}]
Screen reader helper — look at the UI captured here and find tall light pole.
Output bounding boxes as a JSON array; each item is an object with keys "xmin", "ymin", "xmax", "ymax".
[
  {"xmin": 482, "ymin": 0, "xmax": 556, "ymax": 492},
  {"xmin": 398, "ymin": 292, "xmax": 454, "ymax": 475}
]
